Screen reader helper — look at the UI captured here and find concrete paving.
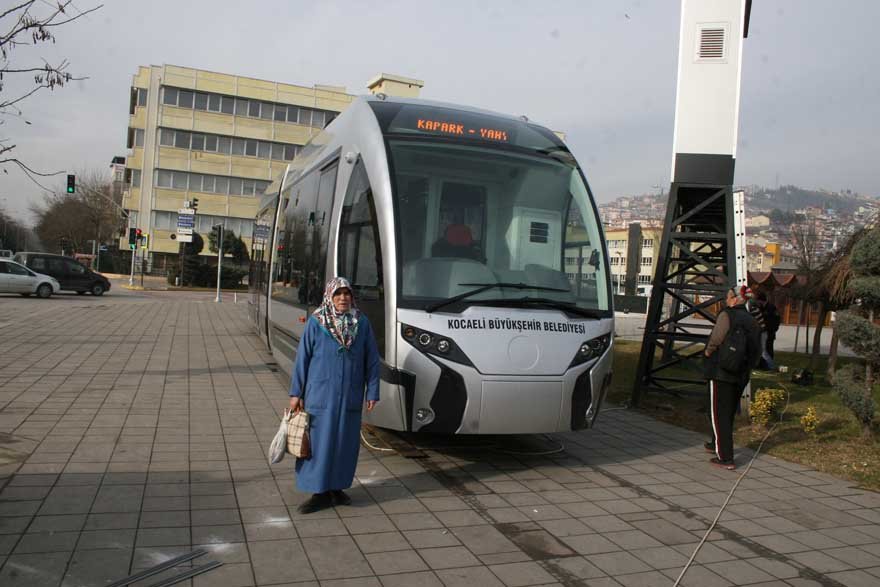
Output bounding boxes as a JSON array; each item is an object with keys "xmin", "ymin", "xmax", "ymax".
[{"xmin": 0, "ymin": 292, "xmax": 878, "ymax": 587}]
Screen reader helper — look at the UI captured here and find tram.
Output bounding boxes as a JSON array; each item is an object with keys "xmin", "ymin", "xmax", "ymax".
[{"xmin": 249, "ymin": 95, "xmax": 613, "ymax": 434}]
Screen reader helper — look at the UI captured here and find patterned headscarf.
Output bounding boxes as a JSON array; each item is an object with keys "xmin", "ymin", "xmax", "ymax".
[{"xmin": 313, "ymin": 277, "xmax": 360, "ymax": 349}]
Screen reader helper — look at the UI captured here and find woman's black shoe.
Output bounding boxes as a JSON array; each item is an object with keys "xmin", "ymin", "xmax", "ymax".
[
  {"xmin": 297, "ymin": 492, "xmax": 332, "ymax": 514},
  {"xmin": 331, "ymin": 490, "xmax": 352, "ymax": 506}
]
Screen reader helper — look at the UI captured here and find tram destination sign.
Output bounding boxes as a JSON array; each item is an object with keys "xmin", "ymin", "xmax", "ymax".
[
  {"xmin": 414, "ymin": 118, "xmax": 509, "ymax": 142},
  {"xmin": 373, "ymin": 102, "xmax": 566, "ymax": 152}
]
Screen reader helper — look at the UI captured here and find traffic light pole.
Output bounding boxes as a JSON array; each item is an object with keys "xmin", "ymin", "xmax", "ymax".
[
  {"xmin": 214, "ymin": 226, "xmax": 224, "ymax": 303},
  {"xmin": 129, "ymin": 247, "xmax": 136, "ymax": 286}
]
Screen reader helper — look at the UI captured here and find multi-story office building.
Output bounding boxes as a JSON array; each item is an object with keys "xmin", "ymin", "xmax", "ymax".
[
  {"xmin": 121, "ymin": 64, "xmax": 358, "ymax": 272},
  {"xmin": 601, "ymin": 225, "xmax": 663, "ymax": 295}
]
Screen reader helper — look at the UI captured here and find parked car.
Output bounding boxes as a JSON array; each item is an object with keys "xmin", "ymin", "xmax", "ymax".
[
  {"xmin": 12, "ymin": 252, "xmax": 111, "ymax": 296},
  {"xmin": 0, "ymin": 250, "xmax": 12, "ymax": 258},
  {"xmin": 0, "ymin": 258, "xmax": 61, "ymax": 298}
]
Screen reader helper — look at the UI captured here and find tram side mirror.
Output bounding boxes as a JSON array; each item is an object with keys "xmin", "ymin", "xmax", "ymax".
[{"xmin": 588, "ymin": 249, "xmax": 601, "ymax": 270}]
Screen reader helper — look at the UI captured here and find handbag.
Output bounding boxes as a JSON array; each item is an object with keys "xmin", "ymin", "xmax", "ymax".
[{"xmin": 286, "ymin": 408, "xmax": 311, "ymax": 459}]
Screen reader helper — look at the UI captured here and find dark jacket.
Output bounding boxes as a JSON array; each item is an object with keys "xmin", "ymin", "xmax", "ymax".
[
  {"xmin": 704, "ymin": 304, "xmax": 761, "ymax": 384},
  {"xmin": 762, "ymin": 301, "xmax": 781, "ymax": 335}
]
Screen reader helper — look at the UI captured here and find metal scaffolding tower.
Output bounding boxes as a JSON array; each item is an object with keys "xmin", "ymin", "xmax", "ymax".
[{"xmin": 632, "ymin": 0, "xmax": 751, "ymax": 404}]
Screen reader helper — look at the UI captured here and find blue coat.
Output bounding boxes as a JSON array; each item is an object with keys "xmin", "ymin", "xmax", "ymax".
[{"xmin": 289, "ymin": 315, "xmax": 380, "ymax": 493}]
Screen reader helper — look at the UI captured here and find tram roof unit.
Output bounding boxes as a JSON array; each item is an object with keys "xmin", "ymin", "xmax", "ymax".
[{"xmin": 275, "ymin": 94, "xmax": 569, "ymax": 193}]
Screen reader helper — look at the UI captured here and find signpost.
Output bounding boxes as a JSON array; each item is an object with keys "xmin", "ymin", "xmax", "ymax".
[{"xmin": 177, "ymin": 208, "xmax": 195, "ymax": 243}]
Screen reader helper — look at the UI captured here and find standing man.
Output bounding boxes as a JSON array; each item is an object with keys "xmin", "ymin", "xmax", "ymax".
[
  {"xmin": 758, "ymin": 291, "xmax": 781, "ymax": 368},
  {"xmin": 703, "ymin": 286, "xmax": 761, "ymax": 470},
  {"xmin": 745, "ymin": 288, "xmax": 772, "ymax": 370}
]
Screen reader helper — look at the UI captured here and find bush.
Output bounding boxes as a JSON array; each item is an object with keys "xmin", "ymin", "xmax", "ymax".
[
  {"xmin": 750, "ymin": 388, "xmax": 786, "ymax": 427},
  {"xmin": 800, "ymin": 406, "xmax": 819, "ymax": 435},
  {"xmin": 835, "ymin": 311, "xmax": 880, "ymax": 365},
  {"xmin": 834, "ymin": 364, "xmax": 877, "ymax": 432},
  {"xmin": 167, "ymin": 266, "xmax": 178, "ymax": 286}
]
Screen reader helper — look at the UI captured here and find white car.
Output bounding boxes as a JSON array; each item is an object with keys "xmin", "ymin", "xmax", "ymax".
[{"xmin": 0, "ymin": 258, "xmax": 61, "ymax": 298}]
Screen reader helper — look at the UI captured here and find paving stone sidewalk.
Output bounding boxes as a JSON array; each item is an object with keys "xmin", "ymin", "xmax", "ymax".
[{"xmin": 0, "ymin": 296, "xmax": 878, "ymax": 587}]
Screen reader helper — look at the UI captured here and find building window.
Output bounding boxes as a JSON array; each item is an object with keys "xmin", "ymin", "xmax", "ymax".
[
  {"xmin": 160, "ymin": 85, "xmax": 335, "ymax": 129},
  {"xmin": 153, "ymin": 169, "xmax": 270, "ymax": 197},
  {"xmin": 158, "ymin": 128, "xmax": 299, "ymax": 161},
  {"xmin": 128, "ymin": 127, "xmax": 145, "ymax": 148},
  {"xmin": 642, "ymin": 239, "xmax": 653, "ymax": 247},
  {"xmin": 151, "ymin": 210, "xmax": 178, "ymax": 230},
  {"xmin": 638, "ymin": 275, "xmax": 651, "ymax": 284},
  {"xmin": 137, "ymin": 88, "xmax": 147, "ymax": 107},
  {"xmin": 641, "ymin": 257, "xmax": 652, "ymax": 265},
  {"xmin": 131, "ymin": 169, "xmax": 141, "ymax": 187}
]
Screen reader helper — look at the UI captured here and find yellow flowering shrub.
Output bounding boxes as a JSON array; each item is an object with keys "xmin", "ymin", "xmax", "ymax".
[
  {"xmin": 801, "ymin": 406, "xmax": 819, "ymax": 435},
  {"xmin": 749, "ymin": 388, "xmax": 786, "ymax": 427}
]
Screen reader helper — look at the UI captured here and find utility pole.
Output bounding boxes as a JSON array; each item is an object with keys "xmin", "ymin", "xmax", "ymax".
[{"xmin": 214, "ymin": 224, "xmax": 224, "ymax": 303}]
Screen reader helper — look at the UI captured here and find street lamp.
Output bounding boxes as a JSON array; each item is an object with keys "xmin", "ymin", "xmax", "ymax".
[{"xmin": 614, "ymin": 251, "xmax": 623, "ymax": 295}]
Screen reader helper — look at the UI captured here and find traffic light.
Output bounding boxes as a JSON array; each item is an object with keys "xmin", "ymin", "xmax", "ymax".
[
  {"xmin": 128, "ymin": 228, "xmax": 137, "ymax": 249},
  {"xmin": 191, "ymin": 198, "xmax": 199, "ymax": 212},
  {"xmin": 66, "ymin": 174, "xmax": 76, "ymax": 194}
]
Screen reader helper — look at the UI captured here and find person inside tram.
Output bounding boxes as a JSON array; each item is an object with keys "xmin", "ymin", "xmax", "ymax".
[{"xmin": 431, "ymin": 223, "xmax": 482, "ymax": 260}]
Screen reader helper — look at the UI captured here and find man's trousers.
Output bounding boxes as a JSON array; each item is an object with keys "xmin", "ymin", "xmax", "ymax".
[{"xmin": 709, "ymin": 379, "xmax": 743, "ymax": 462}]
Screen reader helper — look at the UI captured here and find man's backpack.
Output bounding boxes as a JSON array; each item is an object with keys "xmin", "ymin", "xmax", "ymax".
[{"xmin": 718, "ymin": 320, "xmax": 749, "ymax": 373}]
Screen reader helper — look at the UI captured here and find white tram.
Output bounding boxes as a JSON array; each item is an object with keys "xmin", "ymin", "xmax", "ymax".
[{"xmin": 249, "ymin": 95, "xmax": 613, "ymax": 434}]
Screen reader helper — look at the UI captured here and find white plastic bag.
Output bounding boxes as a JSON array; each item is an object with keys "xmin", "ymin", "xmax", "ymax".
[{"xmin": 268, "ymin": 409, "xmax": 290, "ymax": 464}]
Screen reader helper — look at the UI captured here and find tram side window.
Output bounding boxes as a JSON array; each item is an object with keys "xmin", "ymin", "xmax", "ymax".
[
  {"xmin": 291, "ymin": 174, "xmax": 320, "ymax": 307},
  {"xmin": 313, "ymin": 161, "xmax": 339, "ymax": 295},
  {"xmin": 396, "ymin": 177, "xmax": 429, "ymax": 264},
  {"xmin": 339, "ymin": 160, "xmax": 385, "ymax": 358}
]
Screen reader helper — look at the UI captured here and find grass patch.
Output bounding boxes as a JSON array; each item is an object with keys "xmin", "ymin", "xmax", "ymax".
[{"xmin": 608, "ymin": 340, "xmax": 880, "ymax": 491}]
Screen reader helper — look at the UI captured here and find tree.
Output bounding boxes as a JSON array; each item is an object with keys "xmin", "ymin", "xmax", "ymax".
[
  {"xmin": 818, "ymin": 228, "xmax": 864, "ymax": 377},
  {"xmin": 31, "ymin": 171, "xmax": 120, "ymax": 254},
  {"xmin": 833, "ymin": 228, "xmax": 880, "ymax": 440},
  {"xmin": 207, "ymin": 228, "xmax": 249, "ymax": 264},
  {"xmin": 180, "ymin": 232, "xmax": 205, "ymax": 287},
  {"xmin": 0, "ymin": 206, "xmax": 34, "ymax": 251},
  {"xmin": 1, "ymin": 1, "xmax": 102, "ymax": 186}
]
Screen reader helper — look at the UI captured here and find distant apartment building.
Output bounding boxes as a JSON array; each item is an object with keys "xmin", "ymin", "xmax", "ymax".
[
  {"xmin": 600, "ymin": 225, "xmax": 663, "ymax": 295},
  {"xmin": 121, "ymin": 64, "xmax": 357, "ymax": 271},
  {"xmin": 747, "ymin": 241, "xmax": 799, "ymax": 272}
]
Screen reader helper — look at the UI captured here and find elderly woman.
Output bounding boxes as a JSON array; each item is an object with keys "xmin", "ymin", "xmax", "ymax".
[{"xmin": 289, "ymin": 277, "xmax": 380, "ymax": 513}]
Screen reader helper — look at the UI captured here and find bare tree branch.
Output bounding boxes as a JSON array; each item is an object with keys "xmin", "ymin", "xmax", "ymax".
[{"xmin": 0, "ymin": 1, "xmax": 102, "ymax": 180}]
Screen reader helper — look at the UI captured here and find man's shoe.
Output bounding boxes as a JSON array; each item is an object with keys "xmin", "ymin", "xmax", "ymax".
[
  {"xmin": 704, "ymin": 441, "xmax": 716, "ymax": 454},
  {"xmin": 710, "ymin": 457, "xmax": 736, "ymax": 471},
  {"xmin": 297, "ymin": 492, "xmax": 331, "ymax": 514},
  {"xmin": 331, "ymin": 490, "xmax": 352, "ymax": 506}
]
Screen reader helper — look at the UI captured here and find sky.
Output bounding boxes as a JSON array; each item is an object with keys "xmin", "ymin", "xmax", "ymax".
[{"xmin": 2, "ymin": 0, "xmax": 879, "ymax": 222}]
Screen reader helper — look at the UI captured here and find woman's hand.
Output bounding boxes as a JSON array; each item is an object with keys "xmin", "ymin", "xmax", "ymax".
[
  {"xmin": 289, "ymin": 396, "xmax": 302, "ymax": 413},
  {"xmin": 366, "ymin": 400, "xmax": 377, "ymax": 412}
]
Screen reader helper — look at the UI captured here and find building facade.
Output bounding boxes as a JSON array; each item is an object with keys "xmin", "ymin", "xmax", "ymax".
[{"xmin": 121, "ymin": 64, "xmax": 356, "ymax": 272}]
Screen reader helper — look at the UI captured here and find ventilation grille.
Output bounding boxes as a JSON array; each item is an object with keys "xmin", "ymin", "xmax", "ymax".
[
  {"xmin": 529, "ymin": 222, "xmax": 549, "ymax": 243},
  {"xmin": 699, "ymin": 27, "xmax": 725, "ymax": 59}
]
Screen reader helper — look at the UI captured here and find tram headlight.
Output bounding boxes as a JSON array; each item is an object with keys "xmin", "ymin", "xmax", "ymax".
[
  {"xmin": 400, "ymin": 324, "xmax": 473, "ymax": 367},
  {"xmin": 571, "ymin": 334, "xmax": 611, "ymax": 367}
]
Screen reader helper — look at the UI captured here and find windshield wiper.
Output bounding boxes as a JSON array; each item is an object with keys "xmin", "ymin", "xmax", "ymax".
[
  {"xmin": 424, "ymin": 282, "xmax": 570, "ymax": 313},
  {"xmin": 485, "ymin": 296, "xmax": 606, "ymax": 319}
]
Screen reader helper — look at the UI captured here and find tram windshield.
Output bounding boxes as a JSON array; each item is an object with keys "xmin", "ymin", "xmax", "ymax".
[{"xmin": 386, "ymin": 138, "xmax": 611, "ymax": 315}]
